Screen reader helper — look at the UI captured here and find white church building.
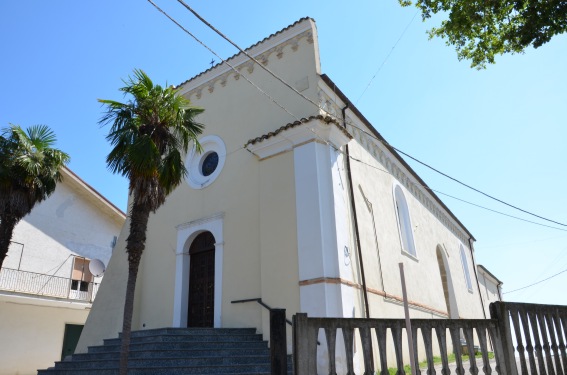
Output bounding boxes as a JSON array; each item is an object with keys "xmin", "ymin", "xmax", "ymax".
[{"xmin": 77, "ymin": 17, "xmax": 490, "ymax": 359}]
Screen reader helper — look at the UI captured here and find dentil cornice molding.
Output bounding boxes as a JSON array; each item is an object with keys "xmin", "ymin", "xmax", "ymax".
[{"xmin": 178, "ymin": 25, "xmax": 314, "ymax": 102}]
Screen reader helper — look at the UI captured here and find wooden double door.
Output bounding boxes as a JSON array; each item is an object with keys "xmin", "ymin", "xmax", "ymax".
[{"xmin": 188, "ymin": 231, "xmax": 215, "ymax": 327}]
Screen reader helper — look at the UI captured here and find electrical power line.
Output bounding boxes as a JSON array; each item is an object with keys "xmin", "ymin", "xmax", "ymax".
[
  {"xmin": 356, "ymin": 11, "xmax": 419, "ymax": 104},
  {"xmin": 391, "ymin": 145, "xmax": 567, "ymax": 227},
  {"xmin": 346, "ymin": 151, "xmax": 567, "ymax": 233},
  {"xmin": 432, "ymin": 190, "xmax": 567, "ymax": 232},
  {"xmin": 504, "ymin": 268, "xmax": 567, "ymax": 294},
  {"xmin": 147, "ymin": 0, "xmax": 300, "ymax": 122},
  {"xmin": 342, "ymin": 120, "xmax": 567, "ymax": 228},
  {"xmin": 150, "ymin": 1, "xmax": 566, "ymax": 231},
  {"xmin": 176, "ymin": 0, "xmax": 323, "ymax": 112},
  {"xmin": 149, "ymin": 0, "xmax": 333, "ymax": 152},
  {"xmin": 148, "ymin": 0, "xmax": 335, "ymax": 152}
]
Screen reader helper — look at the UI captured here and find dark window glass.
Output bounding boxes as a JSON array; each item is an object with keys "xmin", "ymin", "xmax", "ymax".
[
  {"xmin": 79, "ymin": 281, "xmax": 89, "ymax": 292},
  {"xmin": 201, "ymin": 152, "xmax": 219, "ymax": 177},
  {"xmin": 71, "ymin": 280, "xmax": 79, "ymax": 290}
]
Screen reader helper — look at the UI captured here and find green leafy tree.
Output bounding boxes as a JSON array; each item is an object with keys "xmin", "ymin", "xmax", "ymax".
[
  {"xmin": 99, "ymin": 69, "xmax": 204, "ymax": 375},
  {"xmin": 0, "ymin": 124, "xmax": 70, "ymax": 269},
  {"xmin": 400, "ymin": 0, "xmax": 567, "ymax": 68}
]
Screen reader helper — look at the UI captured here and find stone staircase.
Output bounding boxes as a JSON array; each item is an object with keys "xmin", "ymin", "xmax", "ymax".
[{"xmin": 38, "ymin": 327, "xmax": 291, "ymax": 374}]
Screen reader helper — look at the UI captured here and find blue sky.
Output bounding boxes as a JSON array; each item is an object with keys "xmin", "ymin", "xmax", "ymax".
[{"xmin": 2, "ymin": 1, "xmax": 566, "ymax": 306}]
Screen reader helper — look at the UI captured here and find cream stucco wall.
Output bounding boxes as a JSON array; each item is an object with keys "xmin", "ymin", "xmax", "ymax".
[
  {"xmin": 78, "ymin": 18, "xmax": 320, "ymax": 350},
  {"xmin": 314, "ymin": 80, "xmax": 486, "ymax": 322},
  {"xmin": 74, "ymin": 217, "xmax": 130, "ymax": 353},
  {"xmin": 0, "ymin": 295, "xmax": 89, "ymax": 375}
]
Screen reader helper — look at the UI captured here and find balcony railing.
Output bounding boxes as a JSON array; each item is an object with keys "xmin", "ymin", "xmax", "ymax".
[{"xmin": 0, "ymin": 267, "xmax": 99, "ymax": 303}]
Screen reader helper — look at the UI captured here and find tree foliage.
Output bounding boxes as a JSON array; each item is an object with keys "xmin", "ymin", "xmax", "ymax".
[
  {"xmin": 400, "ymin": 0, "xmax": 567, "ymax": 68},
  {"xmin": 99, "ymin": 69, "xmax": 204, "ymax": 375},
  {"xmin": 0, "ymin": 124, "xmax": 70, "ymax": 269}
]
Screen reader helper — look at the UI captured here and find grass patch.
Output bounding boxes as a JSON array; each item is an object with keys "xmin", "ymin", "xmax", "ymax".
[{"xmin": 385, "ymin": 352, "xmax": 495, "ymax": 374}]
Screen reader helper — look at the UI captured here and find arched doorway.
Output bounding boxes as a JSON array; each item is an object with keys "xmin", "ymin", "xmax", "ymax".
[
  {"xmin": 188, "ymin": 231, "xmax": 216, "ymax": 327},
  {"xmin": 436, "ymin": 245, "xmax": 459, "ymax": 319}
]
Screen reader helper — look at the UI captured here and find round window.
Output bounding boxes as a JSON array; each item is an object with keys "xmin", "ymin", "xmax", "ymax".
[
  {"xmin": 186, "ymin": 135, "xmax": 226, "ymax": 189},
  {"xmin": 201, "ymin": 152, "xmax": 219, "ymax": 177}
]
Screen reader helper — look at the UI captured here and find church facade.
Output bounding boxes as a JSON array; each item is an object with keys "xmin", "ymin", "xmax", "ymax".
[{"xmin": 77, "ymin": 18, "xmax": 487, "ymax": 357}]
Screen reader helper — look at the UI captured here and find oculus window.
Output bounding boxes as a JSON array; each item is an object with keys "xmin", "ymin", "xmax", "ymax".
[{"xmin": 186, "ymin": 135, "xmax": 226, "ymax": 189}]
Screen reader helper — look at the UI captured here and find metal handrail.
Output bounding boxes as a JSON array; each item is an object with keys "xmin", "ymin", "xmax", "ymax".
[
  {"xmin": 232, "ymin": 298, "xmax": 320, "ymax": 346},
  {"xmin": 0, "ymin": 267, "xmax": 99, "ymax": 302},
  {"xmin": 231, "ymin": 298, "xmax": 293, "ymax": 326}
]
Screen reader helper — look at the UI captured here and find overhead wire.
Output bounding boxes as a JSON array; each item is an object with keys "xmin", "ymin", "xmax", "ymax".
[
  {"xmin": 150, "ymin": 0, "xmax": 566, "ymax": 231},
  {"xmin": 334, "ymin": 115, "xmax": 567, "ymax": 227},
  {"xmin": 431, "ymin": 190, "xmax": 567, "ymax": 232},
  {"xmin": 181, "ymin": 1, "xmax": 566, "ymax": 228},
  {"xmin": 521, "ymin": 247, "xmax": 567, "ymax": 299},
  {"xmin": 345, "ymin": 149, "xmax": 567, "ymax": 233},
  {"xmin": 391, "ymin": 146, "xmax": 567, "ymax": 227},
  {"xmin": 148, "ymin": 0, "xmax": 334, "ymax": 152},
  {"xmin": 355, "ymin": 10, "xmax": 419, "ymax": 104},
  {"xmin": 147, "ymin": 0, "xmax": 299, "ymax": 122},
  {"xmin": 503, "ymin": 268, "xmax": 567, "ymax": 294},
  {"xmin": 176, "ymin": 0, "xmax": 324, "ymax": 113}
]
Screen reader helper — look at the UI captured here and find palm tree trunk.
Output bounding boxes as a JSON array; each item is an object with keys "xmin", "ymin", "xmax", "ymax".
[
  {"xmin": 0, "ymin": 214, "xmax": 18, "ymax": 269},
  {"xmin": 119, "ymin": 199, "xmax": 151, "ymax": 375}
]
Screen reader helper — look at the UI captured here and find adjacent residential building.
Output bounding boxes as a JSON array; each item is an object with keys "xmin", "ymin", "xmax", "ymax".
[
  {"xmin": 76, "ymin": 18, "xmax": 493, "ymax": 372},
  {"xmin": 0, "ymin": 167, "xmax": 125, "ymax": 375},
  {"xmin": 477, "ymin": 264, "xmax": 504, "ymax": 318}
]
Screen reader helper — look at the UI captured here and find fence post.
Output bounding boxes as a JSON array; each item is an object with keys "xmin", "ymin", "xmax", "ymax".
[
  {"xmin": 270, "ymin": 308, "xmax": 287, "ymax": 375},
  {"xmin": 490, "ymin": 301, "xmax": 518, "ymax": 375},
  {"xmin": 293, "ymin": 313, "xmax": 309, "ymax": 375}
]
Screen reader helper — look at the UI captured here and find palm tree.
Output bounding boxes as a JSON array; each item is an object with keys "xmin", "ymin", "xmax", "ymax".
[
  {"xmin": 0, "ymin": 124, "xmax": 70, "ymax": 269},
  {"xmin": 99, "ymin": 69, "xmax": 204, "ymax": 375}
]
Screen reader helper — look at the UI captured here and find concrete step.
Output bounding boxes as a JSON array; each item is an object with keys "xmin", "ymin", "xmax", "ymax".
[
  {"xmin": 73, "ymin": 347, "xmax": 270, "ymax": 360},
  {"xmin": 104, "ymin": 333, "xmax": 262, "ymax": 345},
  {"xmin": 121, "ymin": 327, "xmax": 257, "ymax": 338},
  {"xmin": 37, "ymin": 327, "xmax": 291, "ymax": 375},
  {"xmin": 89, "ymin": 339, "xmax": 269, "ymax": 352},
  {"xmin": 40, "ymin": 371, "xmax": 273, "ymax": 375},
  {"xmin": 53, "ymin": 355, "xmax": 273, "ymax": 369}
]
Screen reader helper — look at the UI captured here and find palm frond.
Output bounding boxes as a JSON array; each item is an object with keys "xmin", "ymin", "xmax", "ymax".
[
  {"xmin": 0, "ymin": 123, "xmax": 69, "ymax": 221},
  {"xmin": 100, "ymin": 69, "xmax": 205, "ymax": 212},
  {"xmin": 158, "ymin": 149, "xmax": 187, "ymax": 195},
  {"xmin": 26, "ymin": 124, "xmax": 57, "ymax": 148}
]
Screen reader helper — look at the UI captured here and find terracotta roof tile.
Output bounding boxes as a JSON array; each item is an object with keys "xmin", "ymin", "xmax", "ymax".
[{"xmin": 244, "ymin": 115, "xmax": 350, "ymax": 146}]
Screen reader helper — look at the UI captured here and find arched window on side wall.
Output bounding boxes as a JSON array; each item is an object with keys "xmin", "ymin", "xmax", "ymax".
[
  {"xmin": 393, "ymin": 184, "xmax": 417, "ymax": 258},
  {"xmin": 460, "ymin": 244, "xmax": 473, "ymax": 292}
]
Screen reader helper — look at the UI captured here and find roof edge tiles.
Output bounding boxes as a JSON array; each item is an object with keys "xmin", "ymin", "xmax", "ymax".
[
  {"xmin": 176, "ymin": 17, "xmax": 314, "ymax": 90},
  {"xmin": 244, "ymin": 115, "xmax": 350, "ymax": 147}
]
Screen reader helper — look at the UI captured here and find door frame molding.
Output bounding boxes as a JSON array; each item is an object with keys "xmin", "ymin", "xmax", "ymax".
[{"xmin": 173, "ymin": 212, "xmax": 224, "ymax": 328}]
